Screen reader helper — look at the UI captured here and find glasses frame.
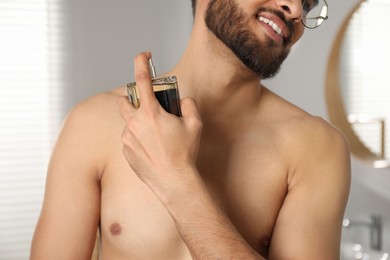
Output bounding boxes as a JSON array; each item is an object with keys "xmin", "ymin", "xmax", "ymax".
[{"xmin": 301, "ymin": 0, "xmax": 329, "ymax": 29}]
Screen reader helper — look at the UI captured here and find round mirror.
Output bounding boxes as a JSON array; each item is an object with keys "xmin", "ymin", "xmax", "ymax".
[{"xmin": 326, "ymin": 0, "xmax": 390, "ymax": 168}]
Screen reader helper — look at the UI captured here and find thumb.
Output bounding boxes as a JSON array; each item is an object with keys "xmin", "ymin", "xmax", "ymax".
[{"xmin": 180, "ymin": 97, "xmax": 202, "ymax": 127}]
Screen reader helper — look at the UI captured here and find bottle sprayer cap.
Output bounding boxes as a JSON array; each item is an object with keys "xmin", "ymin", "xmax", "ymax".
[{"xmin": 148, "ymin": 58, "xmax": 157, "ymax": 79}]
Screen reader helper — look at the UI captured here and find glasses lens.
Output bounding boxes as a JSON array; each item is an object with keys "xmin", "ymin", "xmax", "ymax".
[{"xmin": 302, "ymin": 0, "xmax": 328, "ymax": 28}]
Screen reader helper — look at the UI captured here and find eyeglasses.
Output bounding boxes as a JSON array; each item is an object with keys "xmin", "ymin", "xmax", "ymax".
[{"xmin": 301, "ymin": 0, "xmax": 329, "ymax": 29}]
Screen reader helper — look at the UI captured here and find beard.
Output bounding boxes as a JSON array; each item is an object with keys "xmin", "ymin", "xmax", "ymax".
[{"xmin": 204, "ymin": 0, "xmax": 293, "ymax": 79}]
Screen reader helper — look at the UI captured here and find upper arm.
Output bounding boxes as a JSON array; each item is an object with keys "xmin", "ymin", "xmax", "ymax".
[
  {"xmin": 31, "ymin": 95, "xmax": 114, "ymax": 259},
  {"xmin": 269, "ymin": 119, "xmax": 351, "ymax": 259}
]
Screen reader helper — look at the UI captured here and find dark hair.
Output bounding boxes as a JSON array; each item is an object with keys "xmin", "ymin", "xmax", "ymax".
[{"xmin": 191, "ymin": 0, "xmax": 196, "ymax": 16}]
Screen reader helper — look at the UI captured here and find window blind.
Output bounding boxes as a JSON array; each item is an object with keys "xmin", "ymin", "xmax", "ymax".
[
  {"xmin": 340, "ymin": 0, "xmax": 390, "ymax": 160},
  {"xmin": 0, "ymin": 0, "xmax": 64, "ymax": 258}
]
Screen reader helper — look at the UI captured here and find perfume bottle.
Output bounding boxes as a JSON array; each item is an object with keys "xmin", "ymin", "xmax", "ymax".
[{"xmin": 126, "ymin": 59, "xmax": 181, "ymax": 117}]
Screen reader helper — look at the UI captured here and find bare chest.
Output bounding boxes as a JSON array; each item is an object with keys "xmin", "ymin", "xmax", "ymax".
[{"xmin": 99, "ymin": 133, "xmax": 289, "ymax": 259}]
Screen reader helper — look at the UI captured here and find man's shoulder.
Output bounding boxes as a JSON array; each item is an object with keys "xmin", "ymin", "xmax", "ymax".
[
  {"xmin": 264, "ymin": 88, "xmax": 346, "ymax": 146},
  {"xmin": 71, "ymin": 86, "xmax": 124, "ymax": 116},
  {"xmin": 283, "ymin": 107, "xmax": 348, "ymax": 156},
  {"xmin": 264, "ymin": 92, "xmax": 351, "ymax": 188},
  {"xmin": 48, "ymin": 87, "xmax": 126, "ymax": 179},
  {"xmin": 262, "ymin": 89, "xmax": 349, "ymax": 163},
  {"xmin": 65, "ymin": 86, "xmax": 125, "ymax": 126},
  {"xmin": 290, "ymin": 110, "xmax": 346, "ymax": 149},
  {"xmin": 58, "ymin": 86, "xmax": 126, "ymax": 148}
]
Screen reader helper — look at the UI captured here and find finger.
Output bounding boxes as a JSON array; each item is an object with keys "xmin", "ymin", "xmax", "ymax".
[
  {"xmin": 121, "ymin": 125, "xmax": 139, "ymax": 152},
  {"xmin": 116, "ymin": 96, "xmax": 136, "ymax": 122},
  {"xmin": 180, "ymin": 97, "xmax": 202, "ymax": 127},
  {"xmin": 134, "ymin": 52, "xmax": 158, "ymax": 109}
]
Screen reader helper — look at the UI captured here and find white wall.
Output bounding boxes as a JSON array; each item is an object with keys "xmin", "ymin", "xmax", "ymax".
[
  {"xmin": 61, "ymin": 0, "xmax": 193, "ymax": 112},
  {"xmin": 62, "ymin": 0, "xmax": 390, "ymax": 252}
]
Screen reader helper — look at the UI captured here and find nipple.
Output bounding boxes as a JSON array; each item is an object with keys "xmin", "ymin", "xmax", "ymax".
[{"xmin": 109, "ymin": 223, "xmax": 122, "ymax": 236}]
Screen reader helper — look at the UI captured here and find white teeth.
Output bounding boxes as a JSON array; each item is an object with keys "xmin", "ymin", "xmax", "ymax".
[{"xmin": 258, "ymin": 16, "xmax": 282, "ymax": 36}]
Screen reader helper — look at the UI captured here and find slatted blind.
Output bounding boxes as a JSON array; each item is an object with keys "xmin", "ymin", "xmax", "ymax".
[
  {"xmin": 0, "ymin": 0, "xmax": 63, "ymax": 258},
  {"xmin": 340, "ymin": 0, "xmax": 390, "ymax": 160}
]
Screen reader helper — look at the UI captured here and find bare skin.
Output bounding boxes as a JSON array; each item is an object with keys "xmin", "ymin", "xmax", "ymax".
[{"xmin": 31, "ymin": 0, "xmax": 351, "ymax": 259}]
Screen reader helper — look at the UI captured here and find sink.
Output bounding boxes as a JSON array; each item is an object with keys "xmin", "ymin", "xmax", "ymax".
[{"xmin": 341, "ymin": 242, "xmax": 389, "ymax": 260}]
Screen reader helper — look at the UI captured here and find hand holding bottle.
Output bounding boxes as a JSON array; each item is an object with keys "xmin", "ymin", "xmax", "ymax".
[{"xmin": 116, "ymin": 52, "xmax": 203, "ymax": 199}]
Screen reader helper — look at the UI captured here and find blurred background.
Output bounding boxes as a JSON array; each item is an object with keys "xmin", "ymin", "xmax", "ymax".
[{"xmin": 0, "ymin": 0, "xmax": 389, "ymax": 259}]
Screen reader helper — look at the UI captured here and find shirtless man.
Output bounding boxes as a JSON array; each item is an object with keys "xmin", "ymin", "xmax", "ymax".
[{"xmin": 31, "ymin": 0, "xmax": 351, "ymax": 259}]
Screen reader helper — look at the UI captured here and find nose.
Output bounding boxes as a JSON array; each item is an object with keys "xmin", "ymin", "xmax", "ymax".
[{"xmin": 275, "ymin": 0, "xmax": 303, "ymax": 23}]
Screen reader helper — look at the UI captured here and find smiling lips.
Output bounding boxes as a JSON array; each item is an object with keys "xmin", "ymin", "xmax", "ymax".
[
  {"xmin": 258, "ymin": 16, "xmax": 283, "ymax": 36},
  {"xmin": 257, "ymin": 14, "xmax": 290, "ymax": 44}
]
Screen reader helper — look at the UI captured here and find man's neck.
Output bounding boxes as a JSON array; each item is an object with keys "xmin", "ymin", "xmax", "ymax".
[{"xmin": 167, "ymin": 24, "xmax": 264, "ymax": 121}]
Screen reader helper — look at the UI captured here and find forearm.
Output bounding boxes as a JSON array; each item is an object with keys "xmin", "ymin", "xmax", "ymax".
[{"xmin": 159, "ymin": 168, "xmax": 263, "ymax": 260}]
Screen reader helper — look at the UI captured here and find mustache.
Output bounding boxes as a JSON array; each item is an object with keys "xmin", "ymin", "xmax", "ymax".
[{"xmin": 256, "ymin": 7, "xmax": 295, "ymax": 45}]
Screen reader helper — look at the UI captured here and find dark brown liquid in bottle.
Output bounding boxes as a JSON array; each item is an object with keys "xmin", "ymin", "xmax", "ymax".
[{"xmin": 154, "ymin": 89, "xmax": 181, "ymax": 117}]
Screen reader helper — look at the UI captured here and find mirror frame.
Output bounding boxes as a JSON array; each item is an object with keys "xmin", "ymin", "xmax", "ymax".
[{"xmin": 325, "ymin": 0, "xmax": 389, "ymax": 168}]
